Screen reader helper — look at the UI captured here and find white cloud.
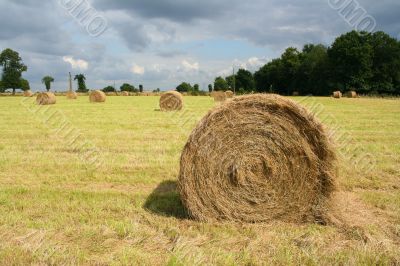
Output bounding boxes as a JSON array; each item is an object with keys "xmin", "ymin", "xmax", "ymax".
[
  {"xmin": 218, "ymin": 57, "xmax": 268, "ymax": 76},
  {"xmin": 182, "ymin": 60, "xmax": 199, "ymax": 71},
  {"xmin": 130, "ymin": 64, "xmax": 145, "ymax": 75},
  {"xmin": 62, "ymin": 56, "xmax": 89, "ymax": 71}
]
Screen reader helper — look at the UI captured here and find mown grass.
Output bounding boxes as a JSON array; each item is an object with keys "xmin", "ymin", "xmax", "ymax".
[{"xmin": 0, "ymin": 95, "xmax": 399, "ymax": 265}]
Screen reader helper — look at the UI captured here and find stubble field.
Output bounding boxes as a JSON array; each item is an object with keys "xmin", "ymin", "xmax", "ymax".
[{"xmin": 0, "ymin": 95, "xmax": 399, "ymax": 265}]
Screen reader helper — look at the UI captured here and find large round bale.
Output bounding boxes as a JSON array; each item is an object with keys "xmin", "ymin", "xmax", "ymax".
[
  {"xmin": 225, "ymin": 90, "xmax": 234, "ymax": 98},
  {"xmin": 89, "ymin": 90, "xmax": 106, "ymax": 103},
  {"xmin": 179, "ymin": 94, "xmax": 337, "ymax": 223},
  {"xmin": 66, "ymin": 91, "xmax": 78, "ymax": 99},
  {"xmin": 36, "ymin": 92, "xmax": 56, "ymax": 105},
  {"xmin": 159, "ymin": 91, "xmax": 183, "ymax": 111},
  {"xmin": 211, "ymin": 91, "xmax": 227, "ymax": 102},
  {"xmin": 346, "ymin": 91, "xmax": 357, "ymax": 98},
  {"xmin": 333, "ymin": 91, "xmax": 342, "ymax": 99},
  {"xmin": 121, "ymin": 91, "xmax": 129, "ymax": 96},
  {"xmin": 23, "ymin": 90, "xmax": 33, "ymax": 97}
]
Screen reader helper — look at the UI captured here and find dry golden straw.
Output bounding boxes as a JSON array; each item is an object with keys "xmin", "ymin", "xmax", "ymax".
[
  {"xmin": 333, "ymin": 91, "xmax": 342, "ymax": 98},
  {"xmin": 346, "ymin": 91, "xmax": 357, "ymax": 98},
  {"xmin": 225, "ymin": 90, "xmax": 234, "ymax": 98},
  {"xmin": 121, "ymin": 91, "xmax": 129, "ymax": 96},
  {"xmin": 66, "ymin": 91, "xmax": 78, "ymax": 100},
  {"xmin": 36, "ymin": 92, "xmax": 56, "ymax": 105},
  {"xmin": 89, "ymin": 90, "xmax": 106, "ymax": 103},
  {"xmin": 159, "ymin": 91, "xmax": 183, "ymax": 111},
  {"xmin": 211, "ymin": 91, "xmax": 227, "ymax": 102},
  {"xmin": 179, "ymin": 94, "xmax": 337, "ymax": 223},
  {"xmin": 23, "ymin": 90, "xmax": 33, "ymax": 97}
]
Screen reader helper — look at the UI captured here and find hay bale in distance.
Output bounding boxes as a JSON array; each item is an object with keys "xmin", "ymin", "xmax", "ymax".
[
  {"xmin": 211, "ymin": 91, "xmax": 227, "ymax": 102},
  {"xmin": 179, "ymin": 94, "xmax": 337, "ymax": 223},
  {"xmin": 121, "ymin": 91, "xmax": 129, "ymax": 96},
  {"xmin": 159, "ymin": 91, "xmax": 183, "ymax": 111},
  {"xmin": 333, "ymin": 91, "xmax": 342, "ymax": 98},
  {"xmin": 225, "ymin": 90, "xmax": 234, "ymax": 98},
  {"xmin": 36, "ymin": 92, "xmax": 56, "ymax": 105},
  {"xmin": 23, "ymin": 90, "xmax": 33, "ymax": 97},
  {"xmin": 89, "ymin": 90, "xmax": 106, "ymax": 103},
  {"xmin": 346, "ymin": 91, "xmax": 357, "ymax": 98},
  {"xmin": 66, "ymin": 91, "xmax": 78, "ymax": 100}
]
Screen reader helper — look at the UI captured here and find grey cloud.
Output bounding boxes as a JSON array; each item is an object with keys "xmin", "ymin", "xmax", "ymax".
[{"xmin": 94, "ymin": 0, "xmax": 240, "ymax": 22}]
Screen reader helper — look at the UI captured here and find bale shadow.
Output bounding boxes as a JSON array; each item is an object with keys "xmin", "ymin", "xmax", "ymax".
[{"xmin": 144, "ymin": 181, "xmax": 187, "ymax": 219}]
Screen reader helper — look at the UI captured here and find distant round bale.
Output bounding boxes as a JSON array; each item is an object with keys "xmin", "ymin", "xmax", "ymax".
[
  {"xmin": 159, "ymin": 91, "xmax": 183, "ymax": 111},
  {"xmin": 121, "ymin": 91, "xmax": 129, "ymax": 96},
  {"xmin": 179, "ymin": 94, "xmax": 337, "ymax": 223},
  {"xmin": 23, "ymin": 90, "xmax": 33, "ymax": 97},
  {"xmin": 211, "ymin": 91, "xmax": 227, "ymax": 102},
  {"xmin": 346, "ymin": 91, "xmax": 357, "ymax": 98},
  {"xmin": 333, "ymin": 91, "xmax": 342, "ymax": 98},
  {"xmin": 225, "ymin": 90, "xmax": 234, "ymax": 98},
  {"xmin": 89, "ymin": 90, "xmax": 106, "ymax": 103},
  {"xmin": 66, "ymin": 91, "xmax": 78, "ymax": 100},
  {"xmin": 36, "ymin": 92, "xmax": 56, "ymax": 105}
]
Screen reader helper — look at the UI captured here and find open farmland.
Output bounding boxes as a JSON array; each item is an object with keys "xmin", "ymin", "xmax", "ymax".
[{"xmin": 0, "ymin": 96, "xmax": 399, "ymax": 265}]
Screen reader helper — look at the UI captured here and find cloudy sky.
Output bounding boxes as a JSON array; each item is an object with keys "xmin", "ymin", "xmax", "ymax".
[{"xmin": 0, "ymin": 0, "xmax": 399, "ymax": 91}]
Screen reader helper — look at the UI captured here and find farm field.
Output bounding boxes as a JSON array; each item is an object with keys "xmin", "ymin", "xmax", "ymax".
[{"xmin": 0, "ymin": 95, "xmax": 399, "ymax": 265}]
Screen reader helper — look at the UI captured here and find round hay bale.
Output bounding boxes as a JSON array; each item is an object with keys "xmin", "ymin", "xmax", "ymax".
[
  {"xmin": 346, "ymin": 91, "xmax": 357, "ymax": 98},
  {"xmin": 211, "ymin": 91, "xmax": 227, "ymax": 102},
  {"xmin": 160, "ymin": 91, "xmax": 183, "ymax": 111},
  {"xmin": 333, "ymin": 91, "xmax": 342, "ymax": 99},
  {"xmin": 23, "ymin": 90, "xmax": 33, "ymax": 97},
  {"xmin": 121, "ymin": 91, "xmax": 129, "ymax": 96},
  {"xmin": 36, "ymin": 92, "xmax": 56, "ymax": 105},
  {"xmin": 225, "ymin": 90, "xmax": 234, "ymax": 98},
  {"xmin": 89, "ymin": 90, "xmax": 106, "ymax": 103},
  {"xmin": 292, "ymin": 91, "xmax": 300, "ymax": 96},
  {"xmin": 66, "ymin": 91, "xmax": 78, "ymax": 100},
  {"xmin": 179, "ymin": 94, "xmax": 337, "ymax": 223}
]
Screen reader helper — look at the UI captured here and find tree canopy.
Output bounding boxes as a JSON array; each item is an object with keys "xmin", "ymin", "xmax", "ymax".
[
  {"xmin": 74, "ymin": 74, "xmax": 88, "ymax": 93},
  {"xmin": 0, "ymin": 48, "xmax": 27, "ymax": 94},
  {"xmin": 120, "ymin": 83, "xmax": 137, "ymax": 92},
  {"xmin": 41, "ymin": 76, "xmax": 54, "ymax": 92}
]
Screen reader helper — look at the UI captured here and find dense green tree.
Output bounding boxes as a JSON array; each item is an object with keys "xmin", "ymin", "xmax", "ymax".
[
  {"xmin": 328, "ymin": 31, "xmax": 373, "ymax": 92},
  {"xmin": 139, "ymin": 84, "xmax": 144, "ymax": 93},
  {"xmin": 41, "ymin": 76, "xmax": 54, "ymax": 92},
  {"xmin": 102, "ymin": 86, "xmax": 116, "ymax": 92},
  {"xmin": 226, "ymin": 75, "xmax": 235, "ymax": 89},
  {"xmin": 120, "ymin": 83, "xmax": 137, "ymax": 92},
  {"xmin": 0, "ymin": 48, "xmax": 27, "ymax": 95},
  {"xmin": 254, "ymin": 58, "xmax": 284, "ymax": 93},
  {"xmin": 208, "ymin": 84, "xmax": 213, "ymax": 92},
  {"xmin": 279, "ymin": 47, "xmax": 301, "ymax": 95},
  {"xmin": 368, "ymin": 31, "xmax": 400, "ymax": 94},
  {"xmin": 176, "ymin": 82, "xmax": 193, "ymax": 93},
  {"xmin": 20, "ymin": 78, "xmax": 30, "ymax": 91},
  {"xmin": 74, "ymin": 74, "xmax": 88, "ymax": 92},
  {"xmin": 235, "ymin": 69, "xmax": 255, "ymax": 92},
  {"xmin": 214, "ymin": 76, "xmax": 229, "ymax": 91},
  {"xmin": 297, "ymin": 44, "xmax": 331, "ymax": 95}
]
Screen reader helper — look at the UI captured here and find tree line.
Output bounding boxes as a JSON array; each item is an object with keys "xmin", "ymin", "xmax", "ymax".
[
  {"xmin": 2, "ymin": 30, "xmax": 399, "ymax": 96},
  {"xmin": 209, "ymin": 31, "xmax": 400, "ymax": 96}
]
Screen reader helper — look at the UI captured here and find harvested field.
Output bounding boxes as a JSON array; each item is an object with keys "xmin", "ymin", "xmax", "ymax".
[{"xmin": 0, "ymin": 96, "xmax": 399, "ymax": 265}]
